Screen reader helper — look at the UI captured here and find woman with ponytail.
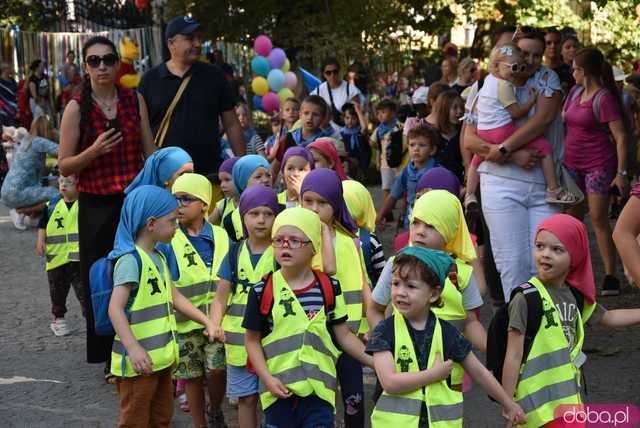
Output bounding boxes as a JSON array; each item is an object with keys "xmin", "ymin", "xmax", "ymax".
[
  {"xmin": 58, "ymin": 36, "xmax": 156, "ymax": 381},
  {"xmin": 563, "ymin": 47, "xmax": 629, "ymax": 296}
]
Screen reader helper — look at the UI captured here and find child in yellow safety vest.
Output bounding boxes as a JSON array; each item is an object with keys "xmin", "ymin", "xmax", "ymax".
[
  {"xmin": 368, "ymin": 190, "xmax": 486, "ymax": 392},
  {"xmin": 36, "ymin": 174, "xmax": 85, "ymax": 337},
  {"xmin": 107, "ymin": 185, "xmax": 218, "ymax": 428},
  {"xmin": 211, "ymin": 184, "xmax": 283, "ymax": 428},
  {"xmin": 502, "ymin": 214, "xmax": 640, "ymax": 428},
  {"xmin": 299, "ymin": 167, "xmax": 371, "ymax": 427},
  {"xmin": 243, "ymin": 207, "xmax": 373, "ymax": 428},
  {"xmin": 209, "ymin": 156, "xmax": 239, "ymax": 226},
  {"xmin": 159, "ymin": 173, "xmax": 230, "ymax": 428},
  {"xmin": 367, "ymin": 246, "xmax": 526, "ymax": 428}
]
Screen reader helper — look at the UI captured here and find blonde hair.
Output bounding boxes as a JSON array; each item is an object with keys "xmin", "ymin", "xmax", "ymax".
[
  {"xmin": 29, "ymin": 115, "xmax": 55, "ymax": 140},
  {"xmin": 457, "ymin": 57, "xmax": 476, "ymax": 76},
  {"xmin": 489, "ymin": 42, "xmax": 521, "ymax": 74}
]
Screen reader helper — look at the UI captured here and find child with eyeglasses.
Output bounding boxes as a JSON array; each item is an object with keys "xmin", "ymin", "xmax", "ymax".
[
  {"xmin": 464, "ymin": 42, "xmax": 574, "ymax": 212},
  {"xmin": 242, "ymin": 207, "xmax": 372, "ymax": 428}
]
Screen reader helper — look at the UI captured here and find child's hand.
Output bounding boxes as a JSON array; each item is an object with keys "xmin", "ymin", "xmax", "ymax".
[
  {"xmin": 265, "ymin": 375, "xmax": 292, "ymax": 398},
  {"xmin": 502, "ymin": 401, "xmax": 527, "ymax": 427},
  {"xmin": 203, "ymin": 321, "xmax": 225, "ymax": 343},
  {"xmin": 430, "ymin": 352, "xmax": 453, "ymax": 381},
  {"xmin": 36, "ymin": 236, "xmax": 45, "ymax": 257},
  {"xmin": 375, "ymin": 216, "xmax": 387, "ymax": 231},
  {"xmin": 286, "ymin": 173, "xmax": 305, "ymax": 196},
  {"xmin": 128, "ymin": 343, "xmax": 153, "ymax": 375}
]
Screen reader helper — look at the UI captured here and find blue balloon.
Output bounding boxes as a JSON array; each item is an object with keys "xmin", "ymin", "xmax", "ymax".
[
  {"xmin": 253, "ymin": 95, "xmax": 263, "ymax": 111},
  {"xmin": 251, "ymin": 56, "xmax": 270, "ymax": 77},
  {"xmin": 267, "ymin": 69, "xmax": 285, "ymax": 92}
]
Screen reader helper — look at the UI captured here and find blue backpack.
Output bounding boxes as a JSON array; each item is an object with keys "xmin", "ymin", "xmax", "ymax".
[{"xmin": 89, "ymin": 252, "xmax": 141, "ymax": 336}]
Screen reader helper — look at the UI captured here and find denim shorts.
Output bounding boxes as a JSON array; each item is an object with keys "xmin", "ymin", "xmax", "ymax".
[{"xmin": 226, "ymin": 364, "xmax": 259, "ymax": 398}]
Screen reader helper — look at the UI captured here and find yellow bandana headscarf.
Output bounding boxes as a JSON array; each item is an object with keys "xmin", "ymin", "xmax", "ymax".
[
  {"xmin": 272, "ymin": 207, "xmax": 323, "ymax": 270},
  {"xmin": 343, "ymin": 180, "xmax": 376, "ymax": 233},
  {"xmin": 411, "ymin": 190, "xmax": 476, "ymax": 262},
  {"xmin": 172, "ymin": 173, "xmax": 213, "ymax": 218}
]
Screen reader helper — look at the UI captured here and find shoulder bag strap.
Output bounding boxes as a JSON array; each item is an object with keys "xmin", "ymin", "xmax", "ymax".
[{"xmin": 154, "ymin": 75, "xmax": 192, "ymax": 147}]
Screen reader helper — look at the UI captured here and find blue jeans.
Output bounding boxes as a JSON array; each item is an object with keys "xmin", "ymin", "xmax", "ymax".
[
  {"xmin": 264, "ymin": 395, "xmax": 333, "ymax": 428},
  {"xmin": 480, "ymin": 173, "xmax": 559, "ymax": 300}
]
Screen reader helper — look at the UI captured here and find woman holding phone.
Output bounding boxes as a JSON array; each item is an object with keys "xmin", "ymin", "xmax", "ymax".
[{"xmin": 58, "ymin": 36, "xmax": 155, "ymax": 383}]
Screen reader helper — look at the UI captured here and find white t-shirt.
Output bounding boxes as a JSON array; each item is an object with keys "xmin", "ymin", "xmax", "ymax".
[
  {"xmin": 476, "ymin": 74, "xmax": 517, "ymax": 131},
  {"xmin": 311, "ymin": 81, "xmax": 361, "ymax": 113}
]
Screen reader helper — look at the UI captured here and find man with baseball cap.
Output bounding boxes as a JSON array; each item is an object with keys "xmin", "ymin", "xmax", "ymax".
[{"xmin": 139, "ymin": 15, "xmax": 245, "ymax": 176}]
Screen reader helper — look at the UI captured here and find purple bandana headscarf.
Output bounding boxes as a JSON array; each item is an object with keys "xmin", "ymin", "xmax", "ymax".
[
  {"xmin": 300, "ymin": 168, "xmax": 357, "ymax": 234},
  {"xmin": 416, "ymin": 166, "xmax": 461, "ymax": 197},
  {"xmin": 239, "ymin": 185, "xmax": 284, "ymax": 236},
  {"xmin": 281, "ymin": 146, "xmax": 315, "ymax": 173},
  {"xmin": 219, "ymin": 156, "xmax": 240, "ymax": 175}
]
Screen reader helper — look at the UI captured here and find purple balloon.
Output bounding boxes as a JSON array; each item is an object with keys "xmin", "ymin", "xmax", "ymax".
[
  {"xmin": 262, "ymin": 92, "xmax": 280, "ymax": 113},
  {"xmin": 284, "ymin": 71, "xmax": 298, "ymax": 90},
  {"xmin": 254, "ymin": 35, "xmax": 272, "ymax": 57},
  {"xmin": 268, "ymin": 48, "xmax": 286, "ymax": 69}
]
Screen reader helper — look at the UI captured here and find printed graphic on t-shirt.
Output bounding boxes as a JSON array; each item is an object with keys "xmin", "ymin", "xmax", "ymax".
[{"xmin": 554, "ymin": 299, "xmax": 578, "ymax": 350}]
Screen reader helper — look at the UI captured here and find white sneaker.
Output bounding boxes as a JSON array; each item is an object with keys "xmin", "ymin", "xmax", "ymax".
[
  {"xmin": 50, "ymin": 318, "xmax": 71, "ymax": 336},
  {"xmin": 23, "ymin": 214, "xmax": 41, "ymax": 228},
  {"xmin": 9, "ymin": 209, "xmax": 26, "ymax": 230}
]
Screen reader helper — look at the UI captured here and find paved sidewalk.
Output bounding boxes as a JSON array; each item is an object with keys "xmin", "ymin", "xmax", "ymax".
[{"xmin": 1, "ymin": 201, "xmax": 639, "ymax": 427}]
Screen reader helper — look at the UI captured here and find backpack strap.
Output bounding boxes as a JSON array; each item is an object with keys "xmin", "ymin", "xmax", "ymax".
[
  {"xmin": 228, "ymin": 239, "xmax": 243, "ymax": 294},
  {"xmin": 223, "ymin": 210, "xmax": 238, "ymax": 242},
  {"xmin": 259, "ymin": 273, "xmax": 275, "ymax": 316},
  {"xmin": 510, "ymin": 282, "xmax": 543, "ymax": 362},
  {"xmin": 564, "ymin": 85, "xmax": 584, "ymax": 114}
]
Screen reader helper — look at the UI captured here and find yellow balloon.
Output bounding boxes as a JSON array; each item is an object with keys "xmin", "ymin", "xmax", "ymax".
[
  {"xmin": 281, "ymin": 58, "xmax": 290, "ymax": 73},
  {"xmin": 251, "ymin": 77, "xmax": 269, "ymax": 96},
  {"xmin": 278, "ymin": 88, "xmax": 295, "ymax": 104}
]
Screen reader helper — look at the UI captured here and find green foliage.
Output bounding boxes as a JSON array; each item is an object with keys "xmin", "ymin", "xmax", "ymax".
[{"xmin": 0, "ymin": 0, "xmax": 67, "ymax": 30}]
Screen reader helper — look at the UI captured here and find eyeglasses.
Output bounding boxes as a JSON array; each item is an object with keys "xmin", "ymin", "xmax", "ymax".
[
  {"xmin": 85, "ymin": 54, "xmax": 118, "ymax": 68},
  {"xmin": 500, "ymin": 62, "xmax": 527, "ymax": 73},
  {"xmin": 176, "ymin": 195, "xmax": 201, "ymax": 206},
  {"xmin": 324, "ymin": 69, "xmax": 339, "ymax": 76},
  {"xmin": 272, "ymin": 237, "xmax": 312, "ymax": 249}
]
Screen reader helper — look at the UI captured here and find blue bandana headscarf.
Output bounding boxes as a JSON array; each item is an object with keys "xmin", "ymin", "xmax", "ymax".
[
  {"xmin": 340, "ymin": 125, "xmax": 361, "ymax": 153},
  {"xmin": 376, "ymin": 119, "xmax": 398, "ymax": 142},
  {"xmin": 397, "ymin": 246, "xmax": 454, "ymax": 286},
  {"xmin": 231, "ymin": 154, "xmax": 272, "ymax": 196},
  {"xmin": 108, "ymin": 185, "xmax": 178, "ymax": 260},
  {"xmin": 125, "ymin": 147, "xmax": 192, "ymax": 194}
]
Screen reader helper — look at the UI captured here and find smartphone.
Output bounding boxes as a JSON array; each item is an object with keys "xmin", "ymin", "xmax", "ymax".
[{"xmin": 105, "ymin": 117, "xmax": 121, "ymax": 133}]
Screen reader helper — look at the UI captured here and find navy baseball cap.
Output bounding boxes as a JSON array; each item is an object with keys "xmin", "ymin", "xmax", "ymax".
[{"xmin": 166, "ymin": 16, "xmax": 201, "ymax": 40}]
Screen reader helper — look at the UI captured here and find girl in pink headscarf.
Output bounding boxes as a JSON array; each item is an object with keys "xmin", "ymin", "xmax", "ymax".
[{"xmin": 502, "ymin": 213, "xmax": 640, "ymax": 428}]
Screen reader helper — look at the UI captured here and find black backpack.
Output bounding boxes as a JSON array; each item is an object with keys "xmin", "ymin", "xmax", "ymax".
[
  {"xmin": 486, "ymin": 282, "xmax": 584, "ymax": 389},
  {"xmin": 385, "ymin": 129, "xmax": 406, "ymax": 168}
]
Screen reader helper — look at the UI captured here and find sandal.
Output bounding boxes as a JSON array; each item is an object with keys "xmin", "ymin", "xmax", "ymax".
[
  {"xmin": 545, "ymin": 187, "xmax": 578, "ymax": 204},
  {"xmin": 104, "ymin": 373, "xmax": 118, "ymax": 385}
]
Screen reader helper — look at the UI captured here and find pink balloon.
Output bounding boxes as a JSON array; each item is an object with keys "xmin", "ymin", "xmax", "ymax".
[
  {"xmin": 262, "ymin": 92, "xmax": 280, "ymax": 113},
  {"xmin": 284, "ymin": 71, "xmax": 297, "ymax": 89},
  {"xmin": 254, "ymin": 35, "xmax": 272, "ymax": 57},
  {"xmin": 267, "ymin": 48, "xmax": 286, "ymax": 69}
]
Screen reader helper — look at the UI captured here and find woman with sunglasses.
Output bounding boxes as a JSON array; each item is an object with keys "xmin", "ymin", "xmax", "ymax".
[
  {"xmin": 58, "ymin": 36, "xmax": 156, "ymax": 383},
  {"xmin": 310, "ymin": 57, "xmax": 362, "ymax": 128},
  {"xmin": 464, "ymin": 27, "xmax": 568, "ymax": 303}
]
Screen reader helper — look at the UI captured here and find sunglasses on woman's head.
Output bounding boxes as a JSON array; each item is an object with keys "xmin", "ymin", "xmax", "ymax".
[
  {"xmin": 500, "ymin": 62, "xmax": 527, "ymax": 73},
  {"xmin": 85, "ymin": 54, "xmax": 118, "ymax": 68}
]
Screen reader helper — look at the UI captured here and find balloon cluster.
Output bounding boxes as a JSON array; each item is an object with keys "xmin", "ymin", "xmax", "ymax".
[{"xmin": 250, "ymin": 35, "xmax": 297, "ymax": 113}]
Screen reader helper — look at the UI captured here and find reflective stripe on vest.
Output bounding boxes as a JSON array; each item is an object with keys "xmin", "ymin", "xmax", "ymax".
[
  {"xmin": 514, "ymin": 276, "xmax": 596, "ymax": 428},
  {"xmin": 172, "ymin": 225, "xmax": 229, "ymax": 333},
  {"xmin": 222, "ymin": 243, "xmax": 275, "ymax": 366},
  {"xmin": 259, "ymin": 271, "xmax": 340, "ymax": 410},
  {"xmin": 45, "ymin": 199, "xmax": 79, "ymax": 271},
  {"xmin": 110, "ymin": 247, "xmax": 178, "ymax": 377},
  {"xmin": 371, "ymin": 311, "xmax": 463, "ymax": 428},
  {"xmin": 335, "ymin": 228, "xmax": 368, "ymax": 334}
]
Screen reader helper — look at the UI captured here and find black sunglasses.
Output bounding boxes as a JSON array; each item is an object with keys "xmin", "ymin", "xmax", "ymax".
[
  {"xmin": 85, "ymin": 54, "xmax": 118, "ymax": 68},
  {"xmin": 324, "ymin": 69, "xmax": 339, "ymax": 76}
]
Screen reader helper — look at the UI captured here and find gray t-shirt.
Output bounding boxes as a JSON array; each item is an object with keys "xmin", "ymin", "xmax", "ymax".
[
  {"xmin": 508, "ymin": 283, "xmax": 605, "ymax": 351},
  {"xmin": 372, "ymin": 258, "xmax": 484, "ymax": 313}
]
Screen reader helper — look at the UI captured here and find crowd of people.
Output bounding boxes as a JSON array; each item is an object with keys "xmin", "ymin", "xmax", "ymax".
[{"xmin": 3, "ymin": 14, "xmax": 640, "ymax": 428}]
